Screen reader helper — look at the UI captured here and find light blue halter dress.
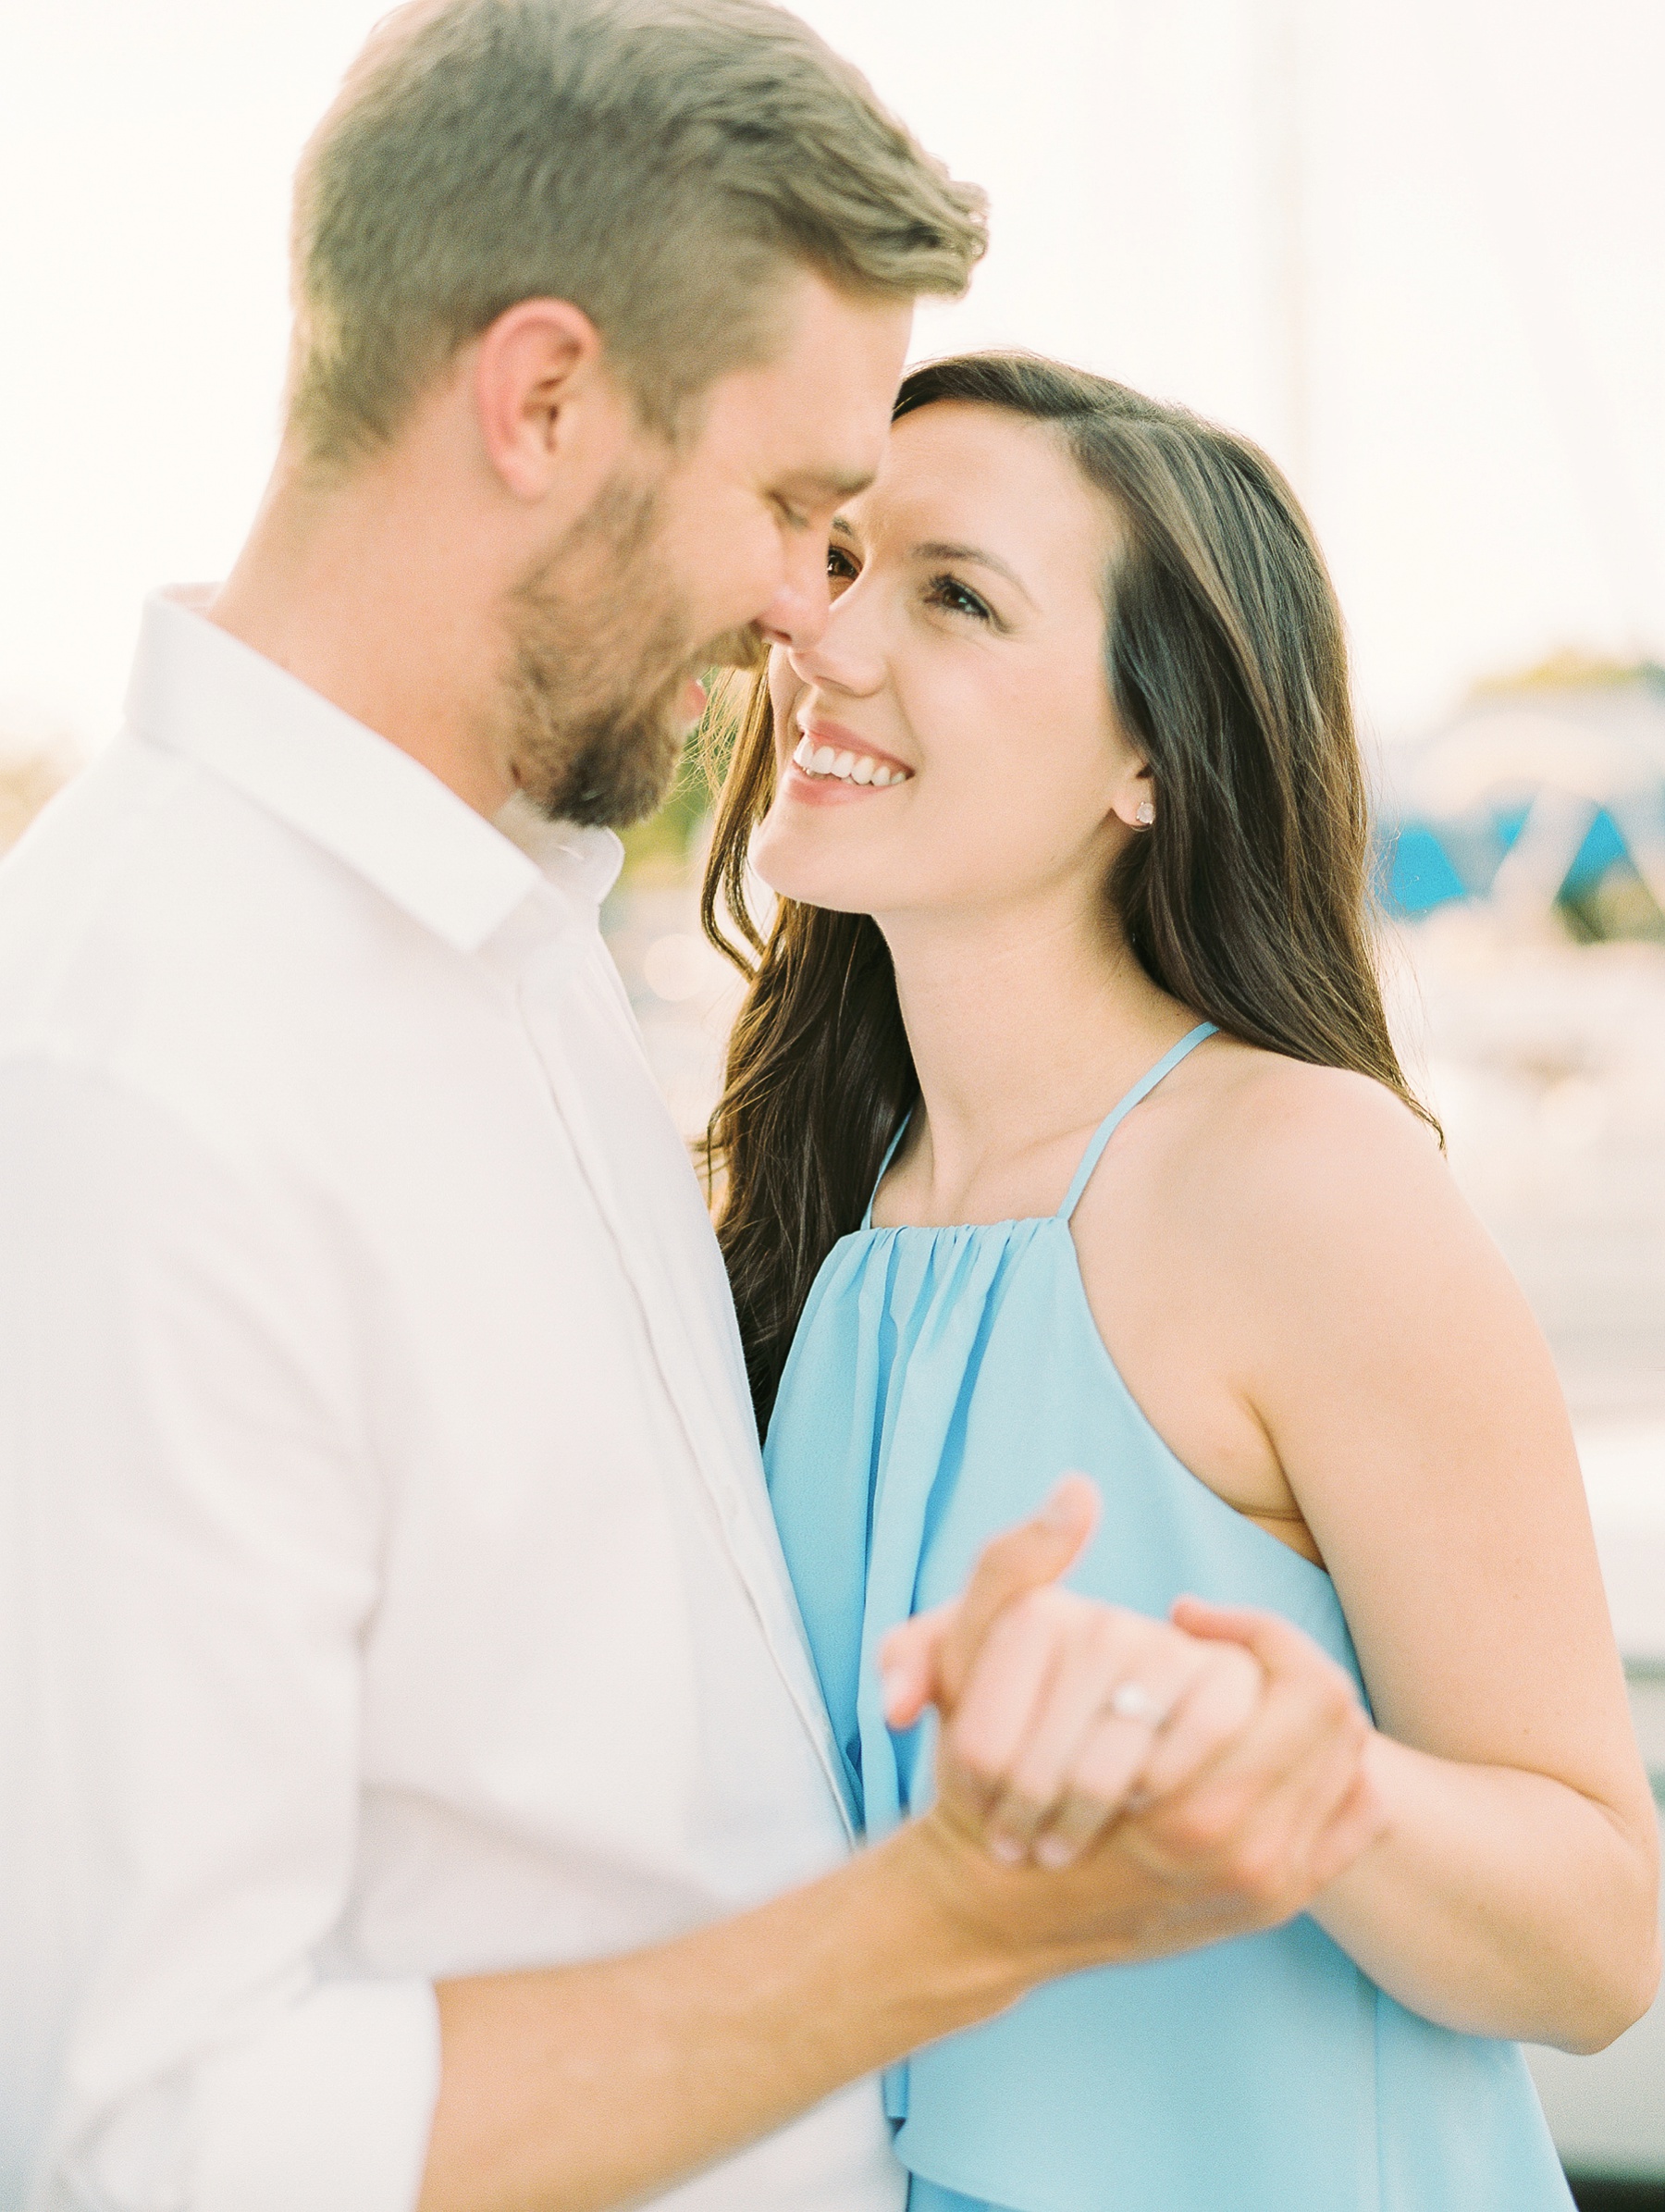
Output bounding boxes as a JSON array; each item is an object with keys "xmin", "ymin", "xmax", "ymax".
[{"xmin": 765, "ymin": 1025, "xmax": 1572, "ymax": 2212}]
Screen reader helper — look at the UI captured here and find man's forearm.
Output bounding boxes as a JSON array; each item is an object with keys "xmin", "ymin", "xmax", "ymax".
[
  {"xmin": 420, "ymin": 1819, "xmax": 1000, "ymax": 2212},
  {"xmin": 419, "ymin": 1811, "xmax": 1152, "ymax": 2212}
]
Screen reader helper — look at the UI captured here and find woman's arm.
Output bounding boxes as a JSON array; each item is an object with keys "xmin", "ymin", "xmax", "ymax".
[{"xmin": 1213, "ymin": 1066, "xmax": 1659, "ymax": 2052}]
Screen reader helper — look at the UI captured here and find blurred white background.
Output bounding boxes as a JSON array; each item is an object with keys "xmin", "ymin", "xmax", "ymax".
[{"xmin": 2, "ymin": 0, "xmax": 1663, "ymax": 753}]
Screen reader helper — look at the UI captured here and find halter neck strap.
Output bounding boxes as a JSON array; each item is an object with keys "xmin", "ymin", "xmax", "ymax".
[
  {"xmin": 1056, "ymin": 1022, "xmax": 1218, "ymax": 1222},
  {"xmin": 862, "ymin": 1115, "xmax": 912, "ymax": 1230}
]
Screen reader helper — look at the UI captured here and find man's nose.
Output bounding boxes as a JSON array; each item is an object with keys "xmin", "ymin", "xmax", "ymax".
[{"xmin": 754, "ymin": 533, "xmax": 834, "ymax": 656}]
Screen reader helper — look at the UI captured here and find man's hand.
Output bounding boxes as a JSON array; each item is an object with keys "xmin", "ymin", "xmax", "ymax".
[{"xmin": 879, "ymin": 1476, "xmax": 1385, "ymax": 1946}]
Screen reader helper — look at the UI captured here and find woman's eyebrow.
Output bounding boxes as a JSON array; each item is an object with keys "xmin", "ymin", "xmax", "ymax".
[{"xmin": 909, "ymin": 538, "xmax": 1036, "ymax": 607}]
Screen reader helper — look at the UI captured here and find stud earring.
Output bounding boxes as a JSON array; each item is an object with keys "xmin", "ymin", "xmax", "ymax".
[{"xmin": 1135, "ymin": 799, "xmax": 1155, "ymax": 826}]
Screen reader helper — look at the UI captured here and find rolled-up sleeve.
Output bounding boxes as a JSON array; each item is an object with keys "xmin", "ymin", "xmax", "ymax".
[
  {"xmin": 193, "ymin": 1980, "xmax": 438, "ymax": 2212},
  {"xmin": 0, "ymin": 1060, "xmax": 439, "ymax": 2212}
]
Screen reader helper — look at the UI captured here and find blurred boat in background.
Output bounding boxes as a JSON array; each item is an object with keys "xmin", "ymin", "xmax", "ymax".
[
  {"xmin": 1374, "ymin": 662, "xmax": 1665, "ymax": 1436},
  {"xmin": 1383, "ymin": 657, "xmax": 1665, "ymax": 945}
]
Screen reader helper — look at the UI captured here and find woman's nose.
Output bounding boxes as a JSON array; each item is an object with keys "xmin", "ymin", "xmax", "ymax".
[{"xmin": 778, "ymin": 579, "xmax": 885, "ymax": 698}]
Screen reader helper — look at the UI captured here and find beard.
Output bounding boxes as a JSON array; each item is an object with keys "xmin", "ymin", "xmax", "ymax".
[{"xmin": 500, "ymin": 472, "xmax": 762, "ymax": 830}]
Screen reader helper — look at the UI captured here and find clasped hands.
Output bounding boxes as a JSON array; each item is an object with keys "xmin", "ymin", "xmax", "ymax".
[{"xmin": 881, "ymin": 1475, "xmax": 1385, "ymax": 1951}]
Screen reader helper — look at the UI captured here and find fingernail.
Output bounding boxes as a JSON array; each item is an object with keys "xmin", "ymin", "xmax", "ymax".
[
  {"xmin": 1035, "ymin": 1835, "xmax": 1076, "ymax": 1869},
  {"xmin": 988, "ymin": 1833, "xmax": 1026, "ymax": 1865},
  {"xmin": 1041, "ymin": 1489, "xmax": 1078, "ymax": 1531}
]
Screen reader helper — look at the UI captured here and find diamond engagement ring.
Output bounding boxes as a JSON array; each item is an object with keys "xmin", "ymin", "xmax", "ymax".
[{"xmin": 1108, "ymin": 1679, "xmax": 1166, "ymax": 1726}]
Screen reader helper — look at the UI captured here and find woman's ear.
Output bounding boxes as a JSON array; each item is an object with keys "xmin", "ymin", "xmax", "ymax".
[{"xmin": 1109, "ymin": 766, "xmax": 1156, "ymax": 831}]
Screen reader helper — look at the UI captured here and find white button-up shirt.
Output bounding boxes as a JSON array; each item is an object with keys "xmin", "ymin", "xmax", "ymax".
[{"xmin": 0, "ymin": 589, "xmax": 901, "ymax": 2212}]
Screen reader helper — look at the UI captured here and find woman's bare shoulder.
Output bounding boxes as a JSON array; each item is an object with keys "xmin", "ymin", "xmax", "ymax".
[
  {"xmin": 1204, "ymin": 1041, "xmax": 1434, "ymax": 1144},
  {"xmin": 1076, "ymin": 1037, "xmax": 1447, "ymax": 1264},
  {"xmin": 1189, "ymin": 1042, "xmax": 1446, "ymax": 1210},
  {"xmin": 1072, "ymin": 1032, "xmax": 1472, "ymax": 1327},
  {"xmin": 1139, "ymin": 1038, "xmax": 1491, "ymax": 1325}
]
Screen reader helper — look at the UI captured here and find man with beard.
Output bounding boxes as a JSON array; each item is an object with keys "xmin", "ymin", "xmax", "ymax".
[{"xmin": 0, "ymin": 5, "xmax": 1381, "ymax": 2210}]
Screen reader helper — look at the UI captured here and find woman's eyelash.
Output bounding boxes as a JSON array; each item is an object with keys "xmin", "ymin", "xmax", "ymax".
[
  {"xmin": 823, "ymin": 550, "xmax": 993, "ymax": 626},
  {"xmin": 925, "ymin": 573, "xmax": 993, "ymax": 623}
]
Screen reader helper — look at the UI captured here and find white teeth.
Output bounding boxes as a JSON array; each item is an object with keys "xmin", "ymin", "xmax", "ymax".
[{"xmin": 793, "ymin": 735, "xmax": 911, "ymax": 786}]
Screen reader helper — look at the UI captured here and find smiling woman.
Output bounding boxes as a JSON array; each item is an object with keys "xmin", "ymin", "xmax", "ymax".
[
  {"xmin": 702, "ymin": 350, "xmax": 1429, "ymax": 1427},
  {"xmin": 699, "ymin": 346, "xmax": 1659, "ymax": 2212}
]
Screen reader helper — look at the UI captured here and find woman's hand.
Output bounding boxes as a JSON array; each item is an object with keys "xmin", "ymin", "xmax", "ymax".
[
  {"xmin": 880, "ymin": 1476, "xmax": 1377, "ymax": 1877},
  {"xmin": 921, "ymin": 1584, "xmax": 1270, "ymax": 1866}
]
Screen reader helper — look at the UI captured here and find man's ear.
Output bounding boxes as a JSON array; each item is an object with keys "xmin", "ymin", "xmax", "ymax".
[{"xmin": 472, "ymin": 297, "xmax": 624, "ymax": 503}]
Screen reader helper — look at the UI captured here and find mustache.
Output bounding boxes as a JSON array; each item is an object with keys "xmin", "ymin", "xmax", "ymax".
[{"xmin": 699, "ymin": 624, "xmax": 769, "ymax": 675}]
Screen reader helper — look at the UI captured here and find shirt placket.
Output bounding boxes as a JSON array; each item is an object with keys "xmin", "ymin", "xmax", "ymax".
[{"xmin": 513, "ymin": 929, "xmax": 859, "ymax": 1842}]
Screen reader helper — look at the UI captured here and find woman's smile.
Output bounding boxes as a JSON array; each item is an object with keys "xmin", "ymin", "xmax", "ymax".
[{"xmin": 784, "ymin": 717, "xmax": 915, "ymax": 802}]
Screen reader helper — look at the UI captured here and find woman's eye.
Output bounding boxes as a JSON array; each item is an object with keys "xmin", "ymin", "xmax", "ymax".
[
  {"xmin": 827, "ymin": 546, "xmax": 860, "ymax": 588},
  {"xmin": 926, "ymin": 573, "xmax": 993, "ymax": 623}
]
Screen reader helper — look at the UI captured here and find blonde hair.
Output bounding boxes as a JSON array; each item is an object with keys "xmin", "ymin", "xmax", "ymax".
[{"xmin": 287, "ymin": 0, "xmax": 987, "ymax": 463}]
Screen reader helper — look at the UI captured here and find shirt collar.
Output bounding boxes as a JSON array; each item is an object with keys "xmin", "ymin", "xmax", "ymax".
[
  {"xmin": 493, "ymin": 794, "xmax": 625, "ymax": 910},
  {"xmin": 125, "ymin": 586, "xmax": 621, "ymax": 952}
]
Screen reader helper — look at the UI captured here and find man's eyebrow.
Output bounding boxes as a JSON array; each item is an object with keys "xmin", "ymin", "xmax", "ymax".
[
  {"xmin": 910, "ymin": 538, "xmax": 1036, "ymax": 607},
  {"xmin": 784, "ymin": 467, "xmax": 875, "ymax": 503}
]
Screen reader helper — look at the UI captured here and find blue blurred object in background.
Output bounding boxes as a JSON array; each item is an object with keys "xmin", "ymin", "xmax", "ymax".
[{"xmin": 1379, "ymin": 662, "xmax": 1665, "ymax": 942}]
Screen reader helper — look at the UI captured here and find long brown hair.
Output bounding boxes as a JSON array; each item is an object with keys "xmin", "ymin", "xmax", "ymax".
[{"xmin": 701, "ymin": 351, "xmax": 1434, "ymax": 1429}]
